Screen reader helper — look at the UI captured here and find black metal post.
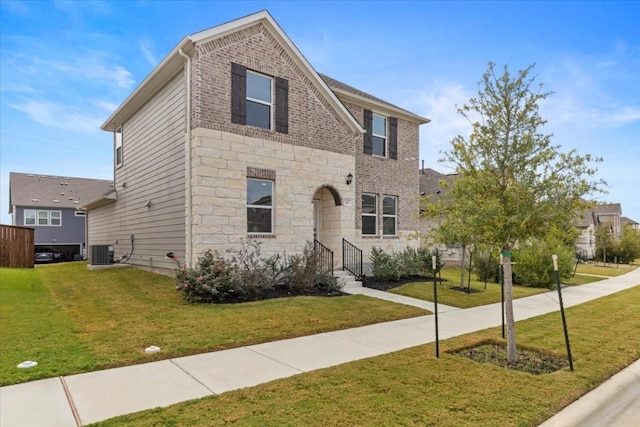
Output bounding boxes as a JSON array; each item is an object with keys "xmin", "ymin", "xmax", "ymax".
[
  {"xmin": 433, "ymin": 255, "xmax": 439, "ymax": 358},
  {"xmin": 500, "ymin": 254, "xmax": 505, "ymax": 339},
  {"xmin": 467, "ymin": 248, "xmax": 473, "ymax": 294},
  {"xmin": 553, "ymin": 254, "xmax": 574, "ymax": 371}
]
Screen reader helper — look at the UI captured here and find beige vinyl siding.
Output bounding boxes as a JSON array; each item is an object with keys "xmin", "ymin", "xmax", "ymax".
[{"xmin": 88, "ymin": 71, "xmax": 186, "ymax": 272}]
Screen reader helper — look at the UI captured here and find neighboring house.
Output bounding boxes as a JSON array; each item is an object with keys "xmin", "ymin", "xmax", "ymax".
[
  {"xmin": 621, "ymin": 216, "xmax": 639, "ymax": 231},
  {"xmin": 417, "ymin": 167, "xmax": 464, "ymax": 264},
  {"xmin": 576, "ymin": 203, "xmax": 623, "ymax": 260},
  {"xmin": 80, "ymin": 11, "xmax": 429, "ymax": 273},
  {"xmin": 8, "ymin": 172, "xmax": 114, "ymax": 259}
]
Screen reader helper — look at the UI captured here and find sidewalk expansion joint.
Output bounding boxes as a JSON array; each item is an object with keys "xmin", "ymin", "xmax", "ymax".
[
  {"xmin": 59, "ymin": 376, "xmax": 82, "ymax": 427},
  {"xmin": 245, "ymin": 346, "xmax": 304, "ymax": 373},
  {"xmin": 169, "ymin": 359, "xmax": 217, "ymax": 395}
]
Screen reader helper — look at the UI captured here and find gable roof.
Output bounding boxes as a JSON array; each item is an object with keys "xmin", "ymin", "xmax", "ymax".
[
  {"xmin": 320, "ymin": 74, "xmax": 429, "ymax": 125},
  {"xmin": 102, "ymin": 11, "xmax": 429, "ymax": 132},
  {"xmin": 9, "ymin": 172, "xmax": 114, "ymax": 213},
  {"xmin": 419, "ymin": 168, "xmax": 458, "ymax": 201},
  {"xmin": 102, "ymin": 11, "xmax": 373, "ymax": 134}
]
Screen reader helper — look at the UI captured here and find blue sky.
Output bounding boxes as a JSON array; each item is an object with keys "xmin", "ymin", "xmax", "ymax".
[{"xmin": 1, "ymin": 1, "xmax": 639, "ymax": 225}]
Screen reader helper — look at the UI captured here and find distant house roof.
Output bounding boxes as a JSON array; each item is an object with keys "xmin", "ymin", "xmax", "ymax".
[
  {"xmin": 8, "ymin": 172, "xmax": 114, "ymax": 213},
  {"xmin": 621, "ymin": 216, "xmax": 639, "ymax": 227},
  {"xmin": 419, "ymin": 168, "xmax": 458, "ymax": 201}
]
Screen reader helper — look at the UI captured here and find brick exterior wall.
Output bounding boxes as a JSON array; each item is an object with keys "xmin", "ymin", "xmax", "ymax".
[{"xmin": 186, "ymin": 21, "xmax": 422, "ymax": 264}]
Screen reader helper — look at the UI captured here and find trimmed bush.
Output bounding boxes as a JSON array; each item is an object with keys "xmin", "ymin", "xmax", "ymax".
[
  {"xmin": 175, "ymin": 240, "xmax": 342, "ymax": 303},
  {"xmin": 370, "ymin": 246, "xmax": 400, "ymax": 281}
]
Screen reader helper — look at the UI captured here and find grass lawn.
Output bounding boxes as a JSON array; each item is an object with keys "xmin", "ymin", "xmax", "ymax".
[
  {"xmin": 575, "ymin": 262, "xmax": 637, "ymax": 277},
  {"xmin": 388, "ymin": 268, "xmax": 549, "ymax": 308},
  {"xmin": 95, "ymin": 285, "xmax": 640, "ymax": 427},
  {"xmin": 0, "ymin": 263, "xmax": 427, "ymax": 386}
]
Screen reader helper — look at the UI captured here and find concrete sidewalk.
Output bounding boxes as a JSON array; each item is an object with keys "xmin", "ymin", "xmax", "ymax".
[{"xmin": 1, "ymin": 269, "xmax": 639, "ymax": 426}]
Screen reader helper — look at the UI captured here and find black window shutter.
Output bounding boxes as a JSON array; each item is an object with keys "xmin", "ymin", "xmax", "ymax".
[
  {"xmin": 389, "ymin": 117, "xmax": 398, "ymax": 160},
  {"xmin": 275, "ymin": 77, "xmax": 289, "ymax": 134},
  {"xmin": 231, "ymin": 62, "xmax": 246, "ymax": 125},
  {"xmin": 363, "ymin": 109, "xmax": 373, "ymax": 154}
]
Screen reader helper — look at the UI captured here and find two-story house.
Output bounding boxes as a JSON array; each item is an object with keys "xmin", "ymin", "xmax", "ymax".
[
  {"xmin": 9, "ymin": 172, "xmax": 114, "ymax": 259},
  {"xmin": 80, "ymin": 11, "xmax": 429, "ymax": 274}
]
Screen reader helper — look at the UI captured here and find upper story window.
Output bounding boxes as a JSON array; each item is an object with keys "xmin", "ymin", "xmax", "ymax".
[
  {"xmin": 50, "ymin": 211, "xmax": 61, "ymax": 226},
  {"xmin": 27, "ymin": 209, "xmax": 62, "ymax": 227},
  {"xmin": 115, "ymin": 126, "xmax": 123, "ymax": 168},
  {"xmin": 362, "ymin": 193, "xmax": 377, "ymax": 235},
  {"xmin": 24, "ymin": 209, "xmax": 36, "ymax": 226},
  {"xmin": 372, "ymin": 114, "xmax": 387, "ymax": 157},
  {"xmin": 364, "ymin": 109, "xmax": 398, "ymax": 160},
  {"xmin": 247, "ymin": 178, "xmax": 273, "ymax": 234},
  {"xmin": 231, "ymin": 63, "xmax": 288, "ymax": 134},
  {"xmin": 246, "ymin": 71, "xmax": 272, "ymax": 129},
  {"xmin": 382, "ymin": 195, "xmax": 397, "ymax": 236}
]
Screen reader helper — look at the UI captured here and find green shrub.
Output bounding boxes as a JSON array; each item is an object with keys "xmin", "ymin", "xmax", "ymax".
[
  {"xmin": 176, "ymin": 240, "xmax": 342, "ymax": 303},
  {"xmin": 418, "ymin": 247, "xmax": 444, "ymax": 278},
  {"xmin": 175, "ymin": 250, "xmax": 243, "ymax": 303},
  {"xmin": 396, "ymin": 246, "xmax": 421, "ymax": 278},
  {"xmin": 370, "ymin": 246, "xmax": 400, "ymax": 281},
  {"xmin": 472, "ymin": 245, "xmax": 500, "ymax": 283},
  {"xmin": 513, "ymin": 237, "xmax": 574, "ymax": 288}
]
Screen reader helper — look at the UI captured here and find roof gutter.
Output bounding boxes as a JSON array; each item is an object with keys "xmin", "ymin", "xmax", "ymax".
[{"xmin": 178, "ymin": 48, "xmax": 193, "ymax": 266}]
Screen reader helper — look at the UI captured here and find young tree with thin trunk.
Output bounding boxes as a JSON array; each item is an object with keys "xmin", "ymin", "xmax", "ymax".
[{"xmin": 422, "ymin": 62, "xmax": 605, "ymax": 363}]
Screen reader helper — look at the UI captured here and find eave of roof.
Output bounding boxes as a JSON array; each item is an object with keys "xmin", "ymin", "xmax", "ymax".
[
  {"xmin": 101, "ymin": 11, "xmax": 365, "ymax": 135},
  {"xmin": 321, "ymin": 74, "xmax": 430, "ymax": 125},
  {"xmin": 77, "ymin": 191, "xmax": 117, "ymax": 211}
]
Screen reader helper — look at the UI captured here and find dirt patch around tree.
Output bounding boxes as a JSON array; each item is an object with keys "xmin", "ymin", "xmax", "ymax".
[{"xmin": 450, "ymin": 340, "xmax": 570, "ymax": 375}]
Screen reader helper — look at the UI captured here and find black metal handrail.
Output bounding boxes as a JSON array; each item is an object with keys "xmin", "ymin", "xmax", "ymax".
[
  {"xmin": 314, "ymin": 239, "xmax": 334, "ymax": 276},
  {"xmin": 342, "ymin": 238, "xmax": 363, "ymax": 280}
]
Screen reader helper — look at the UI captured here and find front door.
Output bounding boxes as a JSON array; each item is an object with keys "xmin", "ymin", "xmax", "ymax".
[{"xmin": 313, "ymin": 199, "xmax": 322, "ymax": 241}]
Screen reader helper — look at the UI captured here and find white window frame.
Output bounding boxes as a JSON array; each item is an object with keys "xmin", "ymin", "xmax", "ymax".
[
  {"xmin": 50, "ymin": 210, "xmax": 62, "ymax": 226},
  {"xmin": 115, "ymin": 126, "xmax": 123, "ymax": 168},
  {"xmin": 247, "ymin": 178, "xmax": 274, "ymax": 234},
  {"xmin": 372, "ymin": 113, "xmax": 387, "ymax": 157},
  {"xmin": 24, "ymin": 209, "xmax": 36, "ymax": 226},
  {"xmin": 246, "ymin": 70, "xmax": 273, "ymax": 130},
  {"xmin": 382, "ymin": 195, "xmax": 397, "ymax": 236},
  {"xmin": 37, "ymin": 210, "xmax": 49, "ymax": 226},
  {"xmin": 362, "ymin": 193, "xmax": 378, "ymax": 235}
]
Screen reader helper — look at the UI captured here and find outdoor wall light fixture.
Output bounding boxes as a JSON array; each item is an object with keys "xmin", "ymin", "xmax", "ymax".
[{"xmin": 346, "ymin": 172, "xmax": 353, "ymax": 185}]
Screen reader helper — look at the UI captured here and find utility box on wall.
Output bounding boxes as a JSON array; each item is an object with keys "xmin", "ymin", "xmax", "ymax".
[{"xmin": 90, "ymin": 245, "xmax": 113, "ymax": 265}]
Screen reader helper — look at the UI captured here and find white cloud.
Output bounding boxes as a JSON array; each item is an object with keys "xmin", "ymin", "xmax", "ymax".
[
  {"xmin": 140, "ymin": 39, "xmax": 158, "ymax": 67},
  {"xmin": 8, "ymin": 100, "xmax": 103, "ymax": 134}
]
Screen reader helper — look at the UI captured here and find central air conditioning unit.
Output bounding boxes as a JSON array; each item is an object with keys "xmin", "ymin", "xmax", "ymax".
[{"xmin": 90, "ymin": 245, "xmax": 114, "ymax": 265}]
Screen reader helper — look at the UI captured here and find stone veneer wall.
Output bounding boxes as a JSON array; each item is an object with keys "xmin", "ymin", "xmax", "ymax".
[{"xmin": 190, "ymin": 128, "xmax": 356, "ymax": 262}]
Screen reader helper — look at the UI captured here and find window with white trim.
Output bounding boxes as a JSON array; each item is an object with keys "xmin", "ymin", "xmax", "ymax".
[
  {"xmin": 247, "ymin": 178, "xmax": 273, "ymax": 233},
  {"xmin": 246, "ymin": 71, "xmax": 272, "ymax": 129},
  {"xmin": 38, "ymin": 210, "xmax": 49, "ymax": 225},
  {"xmin": 382, "ymin": 195, "xmax": 397, "ymax": 236},
  {"xmin": 362, "ymin": 193, "xmax": 377, "ymax": 235},
  {"xmin": 115, "ymin": 126, "xmax": 123, "ymax": 167},
  {"xmin": 50, "ymin": 211, "xmax": 61, "ymax": 226},
  {"xmin": 372, "ymin": 113, "xmax": 387, "ymax": 157},
  {"xmin": 24, "ymin": 209, "xmax": 36, "ymax": 226}
]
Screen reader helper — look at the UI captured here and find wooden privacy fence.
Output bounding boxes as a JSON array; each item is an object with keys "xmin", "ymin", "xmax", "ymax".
[{"xmin": 0, "ymin": 225, "xmax": 35, "ymax": 268}]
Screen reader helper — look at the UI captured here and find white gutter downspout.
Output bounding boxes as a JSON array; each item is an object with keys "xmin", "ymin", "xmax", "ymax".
[{"xmin": 178, "ymin": 48, "xmax": 193, "ymax": 265}]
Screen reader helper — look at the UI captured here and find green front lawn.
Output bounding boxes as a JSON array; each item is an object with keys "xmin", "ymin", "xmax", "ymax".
[
  {"xmin": 575, "ymin": 262, "xmax": 637, "ymax": 277},
  {"xmin": 0, "ymin": 263, "xmax": 427, "ymax": 386},
  {"xmin": 96, "ymin": 285, "xmax": 640, "ymax": 426},
  {"xmin": 389, "ymin": 268, "xmax": 549, "ymax": 308}
]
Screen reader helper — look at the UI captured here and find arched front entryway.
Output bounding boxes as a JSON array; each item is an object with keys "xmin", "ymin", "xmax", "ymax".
[{"xmin": 311, "ymin": 185, "xmax": 343, "ymax": 262}]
